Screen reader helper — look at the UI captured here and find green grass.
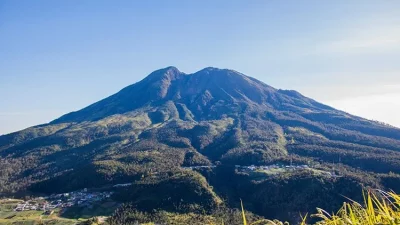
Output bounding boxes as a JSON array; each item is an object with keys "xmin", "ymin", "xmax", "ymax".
[
  {"xmin": 287, "ymin": 127, "xmax": 328, "ymax": 140},
  {"xmin": 60, "ymin": 201, "xmax": 119, "ymax": 219},
  {"xmin": 237, "ymin": 190, "xmax": 400, "ymax": 225},
  {"xmin": 255, "ymin": 167, "xmax": 286, "ymax": 175},
  {"xmin": 251, "ymin": 167, "xmax": 331, "ymax": 179}
]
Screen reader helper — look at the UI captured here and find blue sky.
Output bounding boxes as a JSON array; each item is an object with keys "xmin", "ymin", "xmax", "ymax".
[{"xmin": 1, "ymin": 0, "xmax": 400, "ymax": 134}]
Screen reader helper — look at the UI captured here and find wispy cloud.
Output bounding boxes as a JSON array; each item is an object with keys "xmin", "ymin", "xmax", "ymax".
[
  {"xmin": 325, "ymin": 36, "xmax": 399, "ymax": 51},
  {"xmin": 326, "ymin": 92, "xmax": 400, "ymax": 128},
  {"xmin": 312, "ymin": 26, "xmax": 400, "ymax": 54},
  {"xmin": 0, "ymin": 112, "xmax": 32, "ymax": 116}
]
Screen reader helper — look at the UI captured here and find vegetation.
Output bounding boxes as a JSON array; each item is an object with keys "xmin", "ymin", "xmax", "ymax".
[
  {"xmin": 312, "ymin": 190, "xmax": 400, "ymax": 225},
  {"xmin": 4, "ymin": 190, "xmax": 400, "ymax": 225},
  {"xmin": 106, "ymin": 205, "xmax": 265, "ymax": 225},
  {"xmin": 2, "ymin": 67, "xmax": 400, "ymax": 223},
  {"xmin": 105, "ymin": 190, "xmax": 400, "ymax": 225},
  {"xmin": 238, "ymin": 190, "xmax": 400, "ymax": 225}
]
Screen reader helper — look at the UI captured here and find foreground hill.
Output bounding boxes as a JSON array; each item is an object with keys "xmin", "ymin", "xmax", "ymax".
[{"xmin": 1, "ymin": 67, "xmax": 400, "ymax": 222}]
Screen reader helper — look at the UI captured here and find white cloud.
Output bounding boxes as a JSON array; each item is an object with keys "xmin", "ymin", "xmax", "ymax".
[
  {"xmin": 326, "ymin": 36, "xmax": 399, "ymax": 51},
  {"xmin": 326, "ymin": 92, "xmax": 400, "ymax": 128},
  {"xmin": 312, "ymin": 26, "xmax": 400, "ymax": 54}
]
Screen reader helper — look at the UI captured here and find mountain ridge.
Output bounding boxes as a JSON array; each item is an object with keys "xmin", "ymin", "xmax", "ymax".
[
  {"xmin": 1, "ymin": 67, "xmax": 400, "ymax": 207},
  {"xmin": 3, "ymin": 67, "xmax": 400, "ymax": 222},
  {"xmin": 2, "ymin": 66, "xmax": 400, "ymax": 156},
  {"xmin": 51, "ymin": 66, "xmax": 336, "ymax": 124}
]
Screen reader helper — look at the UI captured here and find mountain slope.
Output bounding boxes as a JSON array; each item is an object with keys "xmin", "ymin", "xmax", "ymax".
[
  {"xmin": 1, "ymin": 67, "xmax": 400, "ymax": 209},
  {"xmin": 52, "ymin": 67, "xmax": 333, "ymax": 123}
]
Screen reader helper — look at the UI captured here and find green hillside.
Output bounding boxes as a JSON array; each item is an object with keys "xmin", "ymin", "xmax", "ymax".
[{"xmin": 1, "ymin": 67, "xmax": 400, "ymax": 223}]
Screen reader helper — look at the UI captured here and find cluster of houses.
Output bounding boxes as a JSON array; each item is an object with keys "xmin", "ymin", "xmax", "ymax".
[
  {"xmin": 113, "ymin": 183, "xmax": 132, "ymax": 188},
  {"xmin": 14, "ymin": 189, "xmax": 113, "ymax": 212},
  {"xmin": 14, "ymin": 201, "xmax": 42, "ymax": 211},
  {"xmin": 238, "ymin": 164, "xmax": 310, "ymax": 171},
  {"xmin": 183, "ymin": 165, "xmax": 216, "ymax": 170},
  {"xmin": 237, "ymin": 164, "xmax": 342, "ymax": 178},
  {"xmin": 183, "ymin": 164, "xmax": 342, "ymax": 178}
]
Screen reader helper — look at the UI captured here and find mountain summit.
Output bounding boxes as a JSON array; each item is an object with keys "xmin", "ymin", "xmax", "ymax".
[
  {"xmin": 1, "ymin": 67, "xmax": 400, "ymax": 198},
  {"xmin": 53, "ymin": 67, "xmax": 329, "ymax": 123}
]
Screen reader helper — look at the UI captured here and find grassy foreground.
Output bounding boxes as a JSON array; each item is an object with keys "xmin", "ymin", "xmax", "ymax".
[{"xmin": 240, "ymin": 190, "xmax": 400, "ymax": 225}]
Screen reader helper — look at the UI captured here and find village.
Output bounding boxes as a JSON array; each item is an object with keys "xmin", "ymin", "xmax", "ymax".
[
  {"xmin": 238, "ymin": 164, "xmax": 310, "ymax": 171},
  {"xmin": 183, "ymin": 163, "xmax": 342, "ymax": 178},
  {"xmin": 14, "ymin": 188, "xmax": 113, "ymax": 213},
  {"xmin": 236, "ymin": 164, "xmax": 342, "ymax": 178}
]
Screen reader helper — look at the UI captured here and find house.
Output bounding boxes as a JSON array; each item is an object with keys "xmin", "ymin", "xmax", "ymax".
[
  {"xmin": 248, "ymin": 165, "xmax": 256, "ymax": 171},
  {"xmin": 113, "ymin": 183, "xmax": 132, "ymax": 187}
]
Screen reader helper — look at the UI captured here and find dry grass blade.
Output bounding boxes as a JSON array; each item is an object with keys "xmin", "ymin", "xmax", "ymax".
[
  {"xmin": 229, "ymin": 191, "xmax": 400, "ymax": 225},
  {"xmin": 241, "ymin": 199, "xmax": 248, "ymax": 225}
]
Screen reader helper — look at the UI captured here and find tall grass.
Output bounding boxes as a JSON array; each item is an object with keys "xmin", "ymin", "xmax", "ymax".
[
  {"xmin": 239, "ymin": 190, "xmax": 400, "ymax": 225},
  {"xmin": 239, "ymin": 199, "xmax": 307, "ymax": 225}
]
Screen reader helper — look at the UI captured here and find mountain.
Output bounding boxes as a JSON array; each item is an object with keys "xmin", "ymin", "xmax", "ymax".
[
  {"xmin": 52, "ymin": 66, "xmax": 330, "ymax": 123},
  {"xmin": 2, "ymin": 67, "xmax": 400, "ymax": 222}
]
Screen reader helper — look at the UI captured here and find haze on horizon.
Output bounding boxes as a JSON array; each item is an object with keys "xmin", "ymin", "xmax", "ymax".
[{"xmin": 1, "ymin": 0, "xmax": 400, "ymax": 135}]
